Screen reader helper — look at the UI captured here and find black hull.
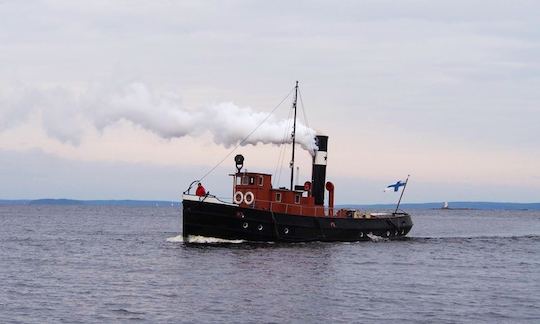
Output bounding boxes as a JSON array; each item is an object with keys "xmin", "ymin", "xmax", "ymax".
[{"xmin": 182, "ymin": 199, "xmax": 413, "ymax": 242}]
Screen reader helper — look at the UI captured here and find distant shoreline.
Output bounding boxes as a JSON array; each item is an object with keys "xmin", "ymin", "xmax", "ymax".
[
  {"xmin": 339, "ymin": 202, "xmax": 540, "ymax": 211},
  {"xmin": 0, "ymin": 199, "xmax": 180, "ymax": 207},
  {"xmin": 0, "ymin": 199, "xmax": 539, "ymax": 210}
]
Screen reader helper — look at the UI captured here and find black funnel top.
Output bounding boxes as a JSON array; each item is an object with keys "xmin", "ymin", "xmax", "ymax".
[{"xmin": 311, "ymin": 135, "xmax": 328, "ymax": 206}]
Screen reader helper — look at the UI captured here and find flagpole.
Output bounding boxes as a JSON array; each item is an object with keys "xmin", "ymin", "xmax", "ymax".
[{"xmin": 394, "ymin": 175, "xmax": 410, "ymax": 214}]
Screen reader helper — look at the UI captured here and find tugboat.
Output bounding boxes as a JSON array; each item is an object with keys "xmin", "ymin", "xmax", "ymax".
[{"xmin": 181, "ymin": 83, "xmax": 413, "ymax": 242}]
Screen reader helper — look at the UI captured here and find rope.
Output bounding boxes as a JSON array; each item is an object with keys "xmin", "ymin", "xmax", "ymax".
[
  {"xmin": 298, "ymin": 88, "xmax": 310, "ymax": 129},
  {"xmin": 273, "ymin": 86, "xmax": 311, "ymax": 188},
  {"xmin": 198, "ymin": 87, "xmax": 295, "ymax": 182},
  {"xmin": 273, "ymin": 101, "xmax": 294, "ymax": 187},
  {"xmin": 274, "ymin": 87, "xmax": 310, "ymax": 187}
]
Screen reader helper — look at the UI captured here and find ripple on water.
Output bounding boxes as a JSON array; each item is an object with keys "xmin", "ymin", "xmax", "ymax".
[{"xmin": 1, "ymin": 206, "xmax": 539, "ymax": 323}]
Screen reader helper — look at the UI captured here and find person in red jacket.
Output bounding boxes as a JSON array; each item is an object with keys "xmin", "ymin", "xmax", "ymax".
[{"xmin": 195, "ymin": 183, "xmax": 206, "ymax": 196}]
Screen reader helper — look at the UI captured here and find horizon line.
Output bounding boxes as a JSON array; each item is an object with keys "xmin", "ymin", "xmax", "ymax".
[{"xmin": 1, "ymin": 198, "xmax": 540, "ymax": 205}]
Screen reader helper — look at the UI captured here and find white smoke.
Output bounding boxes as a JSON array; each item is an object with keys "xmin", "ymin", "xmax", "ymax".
[{"xmin": 0, "ymin": 83, "xmax": 318, "ymax": 154}]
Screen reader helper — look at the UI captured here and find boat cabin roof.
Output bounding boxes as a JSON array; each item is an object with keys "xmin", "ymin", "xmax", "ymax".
[{"xmin": 229, "ymin": 172, "xmax": 271, "ymax": 177}]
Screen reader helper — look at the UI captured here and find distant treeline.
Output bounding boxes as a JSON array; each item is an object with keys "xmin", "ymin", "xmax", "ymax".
[
  {"xmin": 0, "ymin": 199, "xmax": 539, "ymax": 210},
  {"xmin": 0, "ymin": 199, "xmax": 180, "ymax": 207},
  {"xmin": 339, "ymin": 202, "xmax": 540, "ymax": 211}
]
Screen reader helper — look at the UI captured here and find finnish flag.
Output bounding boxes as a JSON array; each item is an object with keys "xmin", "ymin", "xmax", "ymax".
[{"xmin": 385, "ymin": 180, "xmax": 406, "ymax": 192}]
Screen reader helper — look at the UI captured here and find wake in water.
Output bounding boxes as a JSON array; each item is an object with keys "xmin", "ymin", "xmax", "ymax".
[
  {"xmin": 366, "ymin": 233, "xmax": 389, "ymax": 242},
  {"xmin": 408, "ymin": 234, "xmax": 540, "ymax": 242},
  {"xmin": 166, "ymin": 234, "xmax": 245, "ymax": 244},
  {"xmin": 167, "ymin": 233, "xmax": 392, "ymax": 244}
]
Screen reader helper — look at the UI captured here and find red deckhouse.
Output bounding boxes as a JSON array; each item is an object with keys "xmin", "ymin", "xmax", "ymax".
[{"xmin": 231, "ymin": 171, "xmax": 334, "ymax": 218}]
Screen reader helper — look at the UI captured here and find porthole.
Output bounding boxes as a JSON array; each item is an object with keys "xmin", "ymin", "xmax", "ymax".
[
  {"xmin": 242, "ymin": 222, "xmax": 248, "ymax": 229},
  {"xmin": 257, "ymin": 224, "xmax": 263, "ymax": 231},
  {"xmin": 284, "ymin": 228, "xmax": 289, "ymax": 234}
]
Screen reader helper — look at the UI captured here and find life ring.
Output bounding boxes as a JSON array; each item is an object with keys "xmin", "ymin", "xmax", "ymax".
[
  {"xmin": 244, "ymin": 191, "xmax": 255, "ymax": 205},
  {"xmin": 234, "ymin": 191, "xmax": 244, "ymax": 204}
]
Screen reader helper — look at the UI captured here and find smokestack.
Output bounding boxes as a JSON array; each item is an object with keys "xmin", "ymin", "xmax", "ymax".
[{"xmin": 311, "ymin": 135, "xmax": 328, "ymax": 205}]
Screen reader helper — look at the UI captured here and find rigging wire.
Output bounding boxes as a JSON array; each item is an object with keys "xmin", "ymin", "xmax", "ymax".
[
  {"xmin": 276, "ymin": 92, "xmax": 298, "ymax": 187},
  {"xmin": 298, "ymin": 88, "xmax": 310, "ymax": 129},
  {"xmin": 272, "ymin": 108, "xmax": 290, "ymax": 186},
  {"xmin": 273, "ymin": 103, "xmax": 294, "ymax": 187},
  {"xmin": 197, "ymin": 87, "xmax": 295, "ymax": 182},
  {"xmin": 278, "ymin": 117, "xmax": 293, "ymax": 185},
  {"xmin": 274, "ymin": 86, "xmax": 311, "ymax": 188}
]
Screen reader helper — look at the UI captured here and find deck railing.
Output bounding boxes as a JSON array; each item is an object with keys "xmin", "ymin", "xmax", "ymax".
[
  {"xmin": 248, "ymin": 198, "xmax": 333, "ymax": 217},
  {"xmin": 184, "ymin": 195, "xmax": 401, "ymax": 218}
]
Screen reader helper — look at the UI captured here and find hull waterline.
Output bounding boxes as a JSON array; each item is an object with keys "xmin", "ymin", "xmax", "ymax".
[{"xmin": 182, "ymin": 198, "xmax": 413, "ymax": 243}]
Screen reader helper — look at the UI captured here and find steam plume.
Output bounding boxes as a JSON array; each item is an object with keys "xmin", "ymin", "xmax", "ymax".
[{"xmin": 1, "ymin": 83, "xmax": 318, "ymax": 154}]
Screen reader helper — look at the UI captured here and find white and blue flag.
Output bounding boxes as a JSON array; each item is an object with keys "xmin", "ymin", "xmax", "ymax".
[{"xmin": 384, "ymin": 180, "xmax": 406, "ymax": 192}]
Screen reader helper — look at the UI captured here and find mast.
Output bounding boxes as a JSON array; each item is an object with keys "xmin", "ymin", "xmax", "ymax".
[{"xmin": 290, "ymin": 81, "xmax": 299, "ymax": 191}]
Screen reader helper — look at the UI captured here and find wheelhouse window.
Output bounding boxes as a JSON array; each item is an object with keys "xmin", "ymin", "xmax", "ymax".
[
  {"xmin": 275, "ymin": 193, "xmax": 282, "ymax": 202},
  {"xmin": 236, "ymin": 176, "xmax": 242, "ymax": 185},
  {"xmin": 295, "ymin": 194, "xmax": 301, "ymax": 204},
  {"xmin": 242, "ymin": 176, "xmax": 248, "ymax": 185},
  {"xmin": 258, "ymin": 176, "xmax": 264, "ymax": 186},
  {"xmin": 249, "ymin": 177, "xmax": 255, "ymax": 185}
]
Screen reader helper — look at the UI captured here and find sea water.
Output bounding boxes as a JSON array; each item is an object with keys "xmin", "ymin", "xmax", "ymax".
[{"xmin": 1, "ymin": 205, "xmax": 539, "ymax": 323}]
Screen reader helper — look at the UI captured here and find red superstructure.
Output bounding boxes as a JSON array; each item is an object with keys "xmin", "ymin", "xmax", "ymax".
[{"xmin": 231, "ymin": 172, "xmax": 334, "ymax": 217}]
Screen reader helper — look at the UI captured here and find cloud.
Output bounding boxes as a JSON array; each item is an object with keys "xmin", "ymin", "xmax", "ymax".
[{"xmin": 0, "ymin": 0, "xmax": 539, "ymax": 200}]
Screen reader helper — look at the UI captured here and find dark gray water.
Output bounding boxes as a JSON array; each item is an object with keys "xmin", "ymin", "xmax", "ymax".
[{"xmin": 1, "ymin": 206, "xmax": 539, "ymax": 323}]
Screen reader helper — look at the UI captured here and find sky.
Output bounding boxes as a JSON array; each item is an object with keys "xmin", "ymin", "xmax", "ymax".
[{"xmin": 0, "ymin": 0, "xmax": 539, "ymax": 203}]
